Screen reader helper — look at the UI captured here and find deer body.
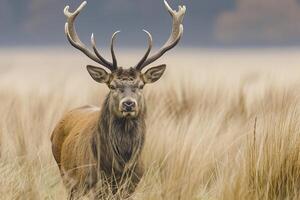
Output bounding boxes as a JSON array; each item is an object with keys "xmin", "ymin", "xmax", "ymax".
[
  {"xmin": 51, "ymin": 0, "xmax": 186, "ymax": 198},
  {"xmin": 52, "ymin": 95, "xmax": 145, "ymax": 197}
]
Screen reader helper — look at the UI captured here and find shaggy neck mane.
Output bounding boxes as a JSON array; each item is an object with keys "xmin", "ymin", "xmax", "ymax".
[{"xmin": 92, "ymin": 93, "xmax": 146, "ymax": 172}]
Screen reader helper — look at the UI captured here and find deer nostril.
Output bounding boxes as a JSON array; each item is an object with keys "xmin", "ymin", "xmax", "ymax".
[{"xmin": 122, "ymin": 100, "xmax": 136, "ymax": 110}]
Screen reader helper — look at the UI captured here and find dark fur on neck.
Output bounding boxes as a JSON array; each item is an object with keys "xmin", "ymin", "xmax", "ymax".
[{"xmin": 91, "ymin": 93, "xmax": 146, "ymax": 176}]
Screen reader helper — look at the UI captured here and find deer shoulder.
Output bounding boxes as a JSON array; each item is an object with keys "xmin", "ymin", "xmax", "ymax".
[{"xmin": 51, "ymin": 105, "xmax": 100, "ymax": 169}]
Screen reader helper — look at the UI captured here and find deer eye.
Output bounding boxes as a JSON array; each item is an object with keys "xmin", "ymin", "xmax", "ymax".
[
  {"xmin": 109, "ymin": 85, "xmax": 116, "ymax": 90},
  {"xmin": 139, "ymin": 84, "xmax": 144, "ymax": 89}
]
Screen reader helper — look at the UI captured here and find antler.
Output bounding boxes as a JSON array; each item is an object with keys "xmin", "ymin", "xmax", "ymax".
[
  {"xmin": 136, "ymin": 0, "xmax": 186, "ymax": 71},
  {"xmin": 135, "ymin": 30, "xmax": 153, "ymax": 69},
  {"xmin": 64, "ymin": 1, "xmax": 118, "ymax": 71}
]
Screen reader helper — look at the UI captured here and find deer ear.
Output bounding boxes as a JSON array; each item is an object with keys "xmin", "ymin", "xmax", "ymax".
[
  {"xmin": 86, "ymin": 65, "xmax": 110, "ymax": 83},
  {"xmin": 142, "ymin": 64, "xmax": 166, "ymax": 84}
]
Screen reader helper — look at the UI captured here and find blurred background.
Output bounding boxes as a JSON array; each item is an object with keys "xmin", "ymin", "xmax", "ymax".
[
  {"xmin": 2, "ymin": 0, "xmax": 300, "ymax": 48},
  {"xmin": 2, "ymin": 1, "xmax": 300, "ymax": 199}
]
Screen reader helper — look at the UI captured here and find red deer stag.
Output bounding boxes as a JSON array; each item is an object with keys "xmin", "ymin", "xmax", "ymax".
[{"xmin": 51, "ymin": 0, "xmax": 186, "ymax": 199}]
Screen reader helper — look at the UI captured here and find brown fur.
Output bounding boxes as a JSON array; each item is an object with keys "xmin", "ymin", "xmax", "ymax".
[{"xmin": 51, "ymin": 69, "xmax": 147, "ymax": 199}]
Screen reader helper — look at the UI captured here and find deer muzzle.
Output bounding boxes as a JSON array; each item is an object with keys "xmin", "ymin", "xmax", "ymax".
[{"xmin": 120, "ymin": 98, "xmax": 138, "ymax": 117}]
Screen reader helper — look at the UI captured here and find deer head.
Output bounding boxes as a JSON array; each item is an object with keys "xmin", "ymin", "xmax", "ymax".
[{"xmin": 64, "ymin": 0, "xmax": 186, "ymax": 118}]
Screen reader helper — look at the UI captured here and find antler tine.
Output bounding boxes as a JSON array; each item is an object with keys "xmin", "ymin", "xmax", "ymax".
[
  {"xmin": 111, "ymin": 31, "xmax": 121, "ymax": 69},
  {"xmin": 64, "ymin": 1, "xmax": 115, "ymax": 71},
  {"xmin": 135, "ymin": 30, "xmax": 153, "ymax": 70},
  {"xmin": 139, "ymin": 0, "xmax": 186, "ymax": 70},
  {"xmin": 91, "ymin": 33, "xmax": 113, "ymax": 68},
  {"xmin": 64, "ymin": 1, "xmax": 87, "ymax": 44}
]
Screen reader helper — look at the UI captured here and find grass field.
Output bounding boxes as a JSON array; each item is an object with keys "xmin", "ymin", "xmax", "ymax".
[{"xmin": 1, "ymin": 48, "xmax": 300, "ymax": 199}]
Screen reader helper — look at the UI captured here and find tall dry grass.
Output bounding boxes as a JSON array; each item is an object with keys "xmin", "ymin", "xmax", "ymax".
[{"xmin": 1, "ymin": 48, "xmax": 300, "ymax": 199}]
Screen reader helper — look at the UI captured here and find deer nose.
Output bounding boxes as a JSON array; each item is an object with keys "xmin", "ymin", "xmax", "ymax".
[{"xmin": 122, "ymin": 100, "xmax": 136, "ymax": 111}]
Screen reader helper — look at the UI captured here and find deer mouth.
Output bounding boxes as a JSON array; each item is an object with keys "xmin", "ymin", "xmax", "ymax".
[{"xmin": 122, "ymin": 111, "xmax": 137, "ymax": 117}]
